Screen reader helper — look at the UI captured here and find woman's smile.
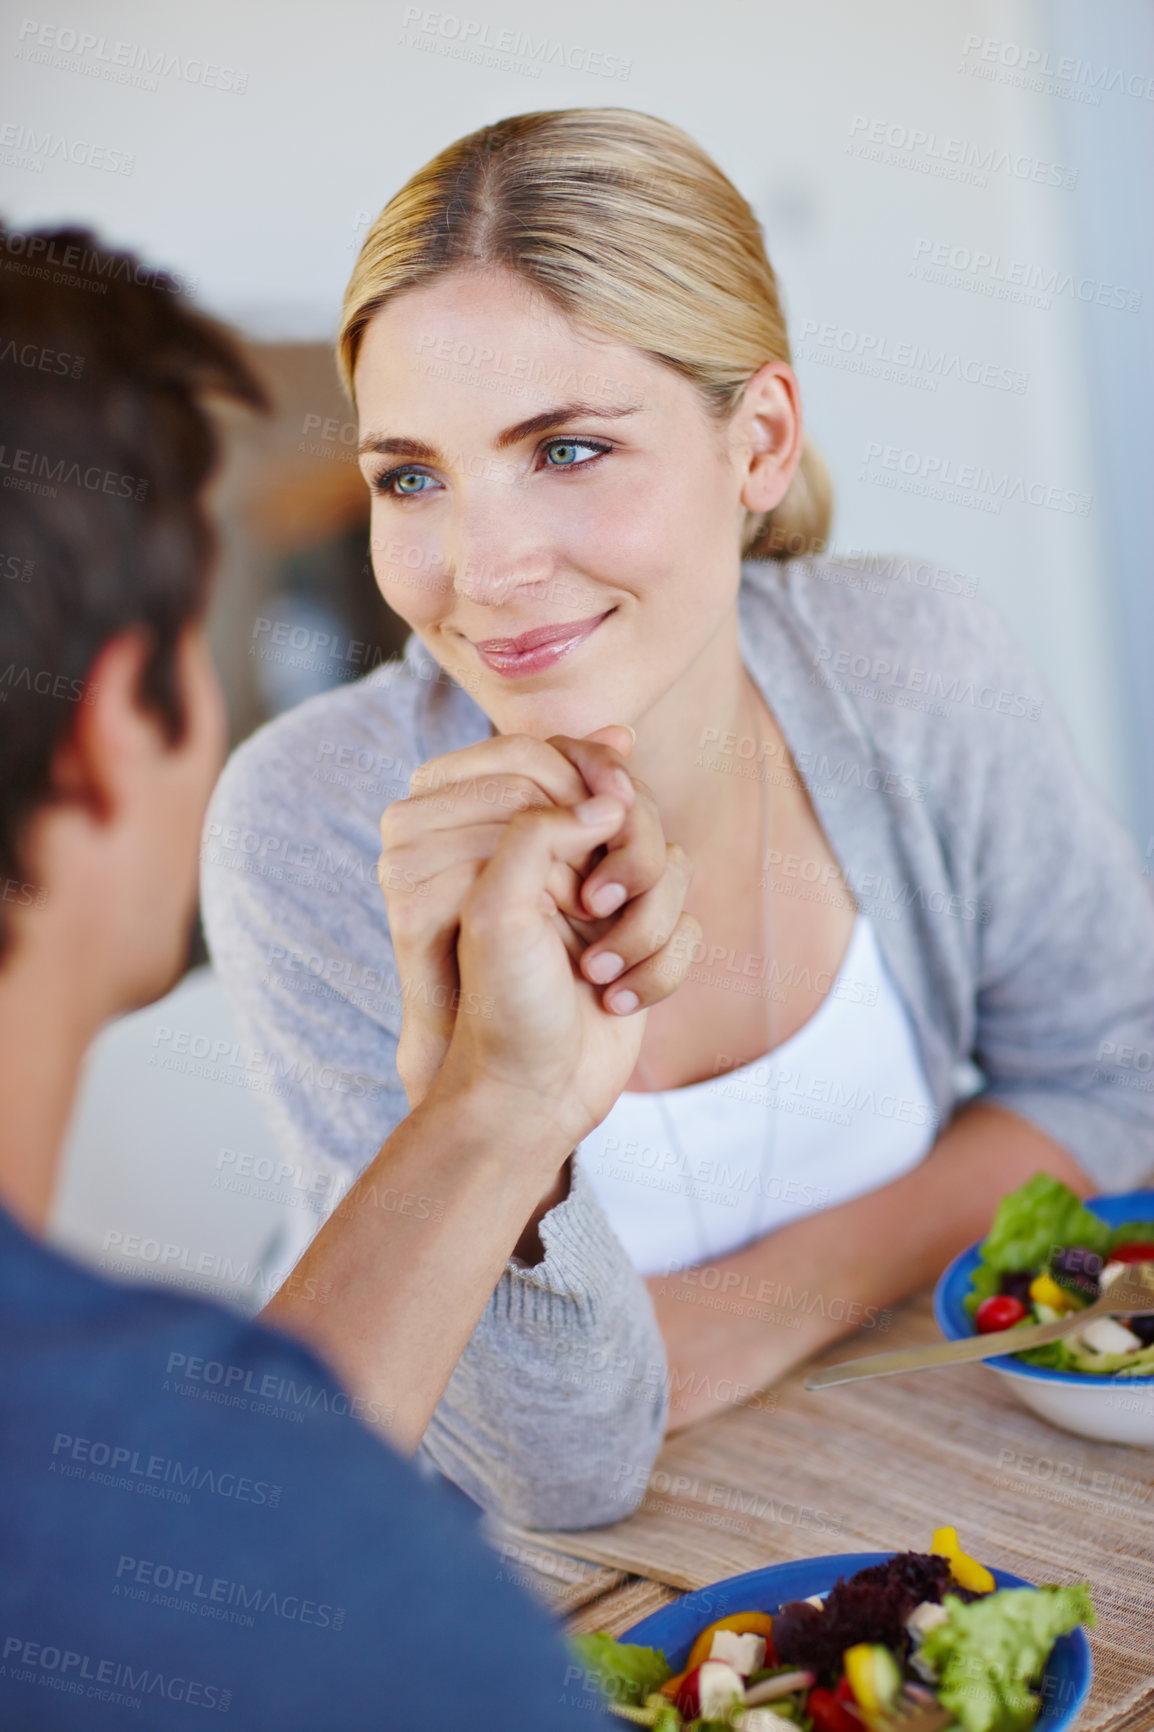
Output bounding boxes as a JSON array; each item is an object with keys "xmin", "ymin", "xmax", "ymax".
[{"xmin": 467, "ymin": 607, "xmax": 616, "ymax": 679}]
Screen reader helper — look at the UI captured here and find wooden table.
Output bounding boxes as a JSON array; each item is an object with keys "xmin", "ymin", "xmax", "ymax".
[{"xmin": 493, "ymin": 1290, "xmax": 1154, "ymax": 1731}]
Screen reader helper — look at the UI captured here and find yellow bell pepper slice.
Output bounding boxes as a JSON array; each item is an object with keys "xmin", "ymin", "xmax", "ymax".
[
  {"xmin": 931, "ymin": 1525, "xmax": 996, "ymax": 1593},
  {"xmin": 843, "ymin": 1644, "xmax": 883, "ymax": 1715},
  {"xmin": 1029, "ymin": 1272, "xmax": 1077, "ymax": 1312}
]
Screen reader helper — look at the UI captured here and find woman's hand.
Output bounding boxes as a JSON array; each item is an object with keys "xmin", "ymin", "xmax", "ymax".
[
  {"xmin": 433, "ymin": 794, "xmax": 701, "ymax": 1156},
  {"xmin": 378, "ymin": 726, "xmax": 694, "ymax": 1107}
]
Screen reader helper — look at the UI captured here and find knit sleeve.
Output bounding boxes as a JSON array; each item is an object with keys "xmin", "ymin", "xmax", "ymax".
[
  {"xmin": 419, "ymin": 1155, "xmax": 669, "ymax": 1531},
  {"xmin": 943, "ymin": 604, "xmax": 1154, "ymax": 1190}
]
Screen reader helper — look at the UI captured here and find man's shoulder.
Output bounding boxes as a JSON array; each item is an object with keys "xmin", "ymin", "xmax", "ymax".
[
  {"xmin": 0, "ymin": 1218, "xmax": 605, "ymax": 1729},
  {"xmin": 1, "ymin": 1209, "xmax": 393, "ymax": 1456}
]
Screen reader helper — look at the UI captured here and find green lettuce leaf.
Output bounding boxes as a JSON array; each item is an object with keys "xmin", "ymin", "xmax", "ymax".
[
  {"xmin": 1108, "ymin": 1220, "xmax": 1154, "ymax": 1250},
  {"xmin": 570, "ymin": 1631, "xmax": 673, "ymax": 1708},
  {"xmin": 919, "ymin": 1584, "xmax": 1094, "ymax": 1732},
  {"xmin": 1010, "ymin": 1338, "xmax": 1078, "ymax": 1371},
  {"xmin": 964, "ymin": 1262, "xmax": 1002, "ymax": 1318},
  {"xmin": 979, "ymin": 1175, "xmax": 1110, "ymax": 1274}
]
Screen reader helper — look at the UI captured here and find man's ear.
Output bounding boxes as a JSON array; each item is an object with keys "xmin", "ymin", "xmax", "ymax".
[
  {"xmin": 48, "ymin": 629, "xmax": 161, "ymax": 820},
  {"xmin": 735, "ymin": 360, "xmax": 805, "ymax": 517}
]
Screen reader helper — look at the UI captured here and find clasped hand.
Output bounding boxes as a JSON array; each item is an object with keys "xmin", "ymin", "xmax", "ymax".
[{"xmin": 377, "ymin": 726, "xmax": 701, "ymax": 1153}]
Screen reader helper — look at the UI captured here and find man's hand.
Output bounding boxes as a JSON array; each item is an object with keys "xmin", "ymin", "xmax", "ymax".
[
  {"xmin": 433, "ymin": 792, "xmax": 701, "ymax": 1159},
  {"xmin": 378, "ymin": 726, "xmax": 693, "ymax": 1108}
]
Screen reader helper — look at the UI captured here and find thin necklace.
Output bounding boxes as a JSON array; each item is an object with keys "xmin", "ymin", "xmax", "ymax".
[{"xmin": 631, "ymin": 677, "xmax": 778, "ymax": 1267}]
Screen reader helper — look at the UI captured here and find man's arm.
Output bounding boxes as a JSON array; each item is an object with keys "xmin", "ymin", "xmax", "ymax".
[
  {"xmin": 647, "ymin": 1100, "xmax": 1090, "ymax": 1431},
  {"xmin": 260, "ymin": 794, "xmax": 689, "ymax": 1525},
  {"xmin": 203, "ymin": 726, "xmax": 672, "ymax": 1529},
  {"xmin": 262, "ymin": 1077, "xmax": 574, "ymax": 1453}
]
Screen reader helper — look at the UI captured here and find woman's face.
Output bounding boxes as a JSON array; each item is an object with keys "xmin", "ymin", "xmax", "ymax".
[{"xmin": 353, "ymin": 269, "xmax": 795, "ymax": 739}]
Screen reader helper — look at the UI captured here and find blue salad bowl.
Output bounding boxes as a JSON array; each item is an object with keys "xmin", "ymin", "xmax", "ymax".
[
  {"xmin": 934, "ymin": 1190, "xmax": 1154, "ymax": 1446},
  {"xmin": 624, "ymin": 1552, "xmax": 1092, "ymax": 1731}
]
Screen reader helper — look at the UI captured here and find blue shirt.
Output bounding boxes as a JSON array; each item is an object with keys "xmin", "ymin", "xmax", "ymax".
[{"xmin": 0, "ymin": 1204, "xmax": 611, "ymax": 1729}]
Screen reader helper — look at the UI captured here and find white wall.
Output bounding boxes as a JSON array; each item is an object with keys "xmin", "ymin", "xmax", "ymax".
[{"xmin": 3, "ymin": 0, "xmax": 1149, "ymax": 828}]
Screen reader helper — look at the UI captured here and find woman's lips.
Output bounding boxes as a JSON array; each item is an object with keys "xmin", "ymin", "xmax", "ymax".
[{"xmin": 471, "ymin": 609, "xmax": 614, "ymax": 677}]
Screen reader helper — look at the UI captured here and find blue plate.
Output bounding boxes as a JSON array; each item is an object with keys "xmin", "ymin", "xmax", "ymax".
[
  {"xmin": 623, "ymin": 1553, "xmax": 1092, "ymax": 1731},
  {"xmin": 934, "ymin": 1189, "xmax": 1154, "ymax": 1385}
]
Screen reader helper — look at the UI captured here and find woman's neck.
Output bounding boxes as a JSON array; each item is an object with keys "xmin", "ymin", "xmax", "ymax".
[{"xmin": 626, "ymin": 609, "xmax": 779, "ymax": 863}]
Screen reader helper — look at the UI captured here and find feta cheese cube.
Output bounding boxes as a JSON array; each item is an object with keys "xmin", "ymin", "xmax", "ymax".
[
  {"xmin": 709, "ymin": 1629, "xmax": 767, "ymax": 1675},
  {"xmin": 696, "ymin": 1660, "xmax": 745, "ymax": 1718},
  {"xmin": 1078, "ymin": 1316, "xmax": 1144, "ymax": 1355},
  {"xmin": 906, "ymin": 1600, "xmax": 949, "ymax": 1682},
  {"xmin": 906, "ymin": 1600, "xmax": 949, "ymax": 1641}
]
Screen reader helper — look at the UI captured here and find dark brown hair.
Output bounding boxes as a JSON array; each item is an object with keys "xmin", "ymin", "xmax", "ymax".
[{"xmin": 0, "ymin": 225, "xmax": 267, "ymax": 960}]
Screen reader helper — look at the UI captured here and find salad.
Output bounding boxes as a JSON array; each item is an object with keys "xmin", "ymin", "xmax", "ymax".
[
  {"xmin": 965, "ymin": 1175, "xmax": 1154, "ymax": 1375},
  {"xmin": 572, "ymin": 1530, "xmax": 1092, "ymax": 1732}
]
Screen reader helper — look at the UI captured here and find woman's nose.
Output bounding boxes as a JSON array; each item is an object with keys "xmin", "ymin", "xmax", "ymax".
[{"xmin": 446, "ymin": 483, "xmax": 558, "ymax": 608}]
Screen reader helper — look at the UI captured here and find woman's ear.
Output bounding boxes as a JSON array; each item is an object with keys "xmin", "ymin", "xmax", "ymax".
[{"xmin": 734, "ymin": 360, "xmax": 805, "ymax": 516}]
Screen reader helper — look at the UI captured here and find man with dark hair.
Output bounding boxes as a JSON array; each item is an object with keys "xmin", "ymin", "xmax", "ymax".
[{"xmin": 0, "ymin": 227, "xmax": 657, "ymax": 1728}]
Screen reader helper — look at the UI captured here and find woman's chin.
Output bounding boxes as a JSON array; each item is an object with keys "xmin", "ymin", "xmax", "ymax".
[{"xmin": 483, "ymin": 693, "xmax": 624, "ymax": 743}]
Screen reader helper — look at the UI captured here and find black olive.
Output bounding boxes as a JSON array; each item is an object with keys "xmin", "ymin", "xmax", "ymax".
[
  {"xmin": 999, "ymin": 1270, "xmax": 1035, "ymax": 1306},
  {"xmin": 771, "ymin": 1600, "xmax": 825, "ymax": 1663},
  {"xmin": 1126, "ymin": 1313, "xmax": 1154, "ymax": 1347}
]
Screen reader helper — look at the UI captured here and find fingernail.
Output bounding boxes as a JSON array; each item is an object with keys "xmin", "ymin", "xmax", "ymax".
[
  {"xmin": 589, "ymin": 881, "xmax": 626, "ymax": 916},
  {"xmin": 585, "ymin": 950, "xmax": 624, "ymax": 983},
  {"xmin": 608, "ymin": 988, "xmax": 640, "ymax": 1014},
  {"xmin": 621, "ymin": 724, "xmax": 636, "ymax": 743},
  {"xmin": 576, "ymin": 794, "xmax": 624, "ymax": 825},
  {"xmin": 610, "ymin": 768, "xmax": 634, "ymax": 802}
]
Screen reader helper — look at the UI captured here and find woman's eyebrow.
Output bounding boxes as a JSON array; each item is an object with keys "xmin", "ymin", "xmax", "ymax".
[{"xmin": 357, "ymin": 401, "xmax": 641, "ymax": 462}]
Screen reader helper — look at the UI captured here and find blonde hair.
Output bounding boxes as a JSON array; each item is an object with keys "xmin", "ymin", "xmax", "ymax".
[{"xmin": 339, "ymin": 108, "xmax": 832, "ymax": 561}]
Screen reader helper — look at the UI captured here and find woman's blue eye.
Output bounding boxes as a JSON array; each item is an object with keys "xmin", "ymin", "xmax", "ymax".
[
  {"xmin": 390, "ymin": 469, "xmax": 435, "ymax": 495},
  {"xmin": 543, "ymin": 439, "xmax": 606, "ymax": 468}
]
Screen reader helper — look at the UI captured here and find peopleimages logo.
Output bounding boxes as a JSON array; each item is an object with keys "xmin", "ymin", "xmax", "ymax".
[
  {"xmin": 114, "ymin": 1555, "xmax": 345, "ymax": 1630},
  {"xmin": 15, "ymin": 18, "xmax": 249, "ymax": 93},
  {"xmin": 860, "ymin": 440, "xmax": 1093, "ymax": 517},
  {"xmin": 2, "ymin": 1637, "xmax": 231, "ymax": 1713},
  {"xmin": 960, "ymin": 33, "xmax": 1154, "ymax": 104},
  {"xmin": 796, "ymin": 319, "xmax": 1028, "ymax": 395},
  {"xmin": 847, "ymin": 114, "xmax": 1078, "ymax": 189},
  {"xmin": 0, "ymin": 120, "xmax": 135, "ymax": 174},
  {"xmin": 51, "ymin": 1432, "xmax": 282, "ymax": 1505},
  {"xmin": 911, "ymin": 237, "xmax": 1141, "ymax": 314},
  {"xmin": 397, "ymin": 5, "xmax": 632, "ymax": 80}
]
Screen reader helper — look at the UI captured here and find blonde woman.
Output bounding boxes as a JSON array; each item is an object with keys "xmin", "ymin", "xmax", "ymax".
[{"xmin": 203, "ymin": 109, "xmax": 1154, "ymax": 1529}]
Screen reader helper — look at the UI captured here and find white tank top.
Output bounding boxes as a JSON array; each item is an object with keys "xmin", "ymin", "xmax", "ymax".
[{"xmin": 577, "ymin": 913, "xmax": 937, "ymax": 1276}]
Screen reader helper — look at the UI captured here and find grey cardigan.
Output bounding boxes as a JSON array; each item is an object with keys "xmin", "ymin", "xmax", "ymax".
[{"xmin": 201, "ymin": 556, "xmax": 1154, "ymax": 1528}]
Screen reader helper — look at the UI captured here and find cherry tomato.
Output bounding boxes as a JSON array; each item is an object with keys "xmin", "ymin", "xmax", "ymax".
[
  {"xmin": 975, "ymin": 1294, "xmax": 1029, "ymax": 1333},
  {"xmin": 1110, "ymin": 1242, "xmax": 1154, "ymax": 1264},
  {"xmin": 808, "ymin": 1685, "xmax": 863, "ymax": 1732}
]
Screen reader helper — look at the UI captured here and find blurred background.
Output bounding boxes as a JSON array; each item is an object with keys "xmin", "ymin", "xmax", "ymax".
[{"xmin": 3, "ymin": 0, "xmax": 1152, "ymax": 1308}]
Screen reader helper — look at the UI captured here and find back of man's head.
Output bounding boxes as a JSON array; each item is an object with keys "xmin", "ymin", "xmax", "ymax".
[{"xmin": 0, "ymin": 225, "xmax": 266, "ymax": 963}]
